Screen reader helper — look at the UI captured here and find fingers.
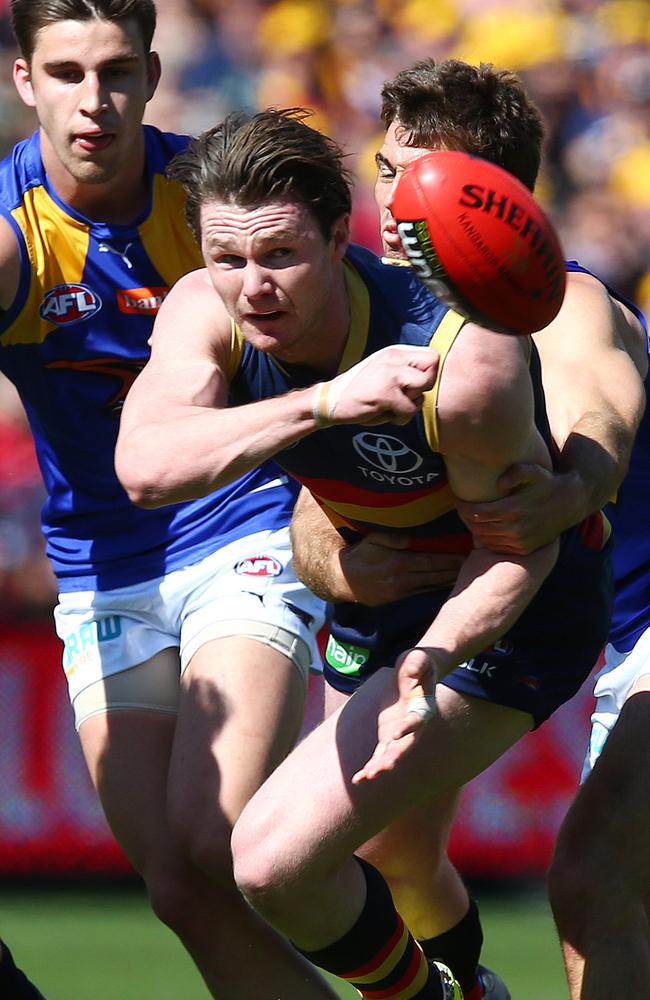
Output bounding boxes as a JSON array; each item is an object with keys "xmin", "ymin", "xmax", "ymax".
[{"xmin": 351, "ymin": 740, "xmax": 390, "ymax": 784}]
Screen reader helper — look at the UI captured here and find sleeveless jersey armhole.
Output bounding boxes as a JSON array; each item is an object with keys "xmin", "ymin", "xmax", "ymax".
[{"xmin": 421, "ymin": 308, "xmax": 466, "ymax": 451}]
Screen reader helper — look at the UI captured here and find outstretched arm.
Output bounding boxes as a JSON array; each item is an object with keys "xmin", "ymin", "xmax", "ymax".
[
  {"xmin": 354, "ymin": 325, "xmax": 559, "ymax": 782},
  {"xmin": 456, "ymin": 271, "xmax": 647, "ymax": 554},
  {"xmin": 116, "ymin": 270, "xmax": 439, "ymax": 508}
]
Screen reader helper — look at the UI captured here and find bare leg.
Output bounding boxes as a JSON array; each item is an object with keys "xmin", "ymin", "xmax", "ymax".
[
  {"xmin": 325, "ymin": 684, "xmax": 512, "ymax": 941},
  {"xmin": 549, "ymin": 680, "xmax": 650, "ymax": 1000},
  {"xmin": 80, "ymin": 644, "xmax": 338, "ymax": 1000},
  {"xmin": 233, "ymin": 667, "xmax": 532, "ymax": 950}
]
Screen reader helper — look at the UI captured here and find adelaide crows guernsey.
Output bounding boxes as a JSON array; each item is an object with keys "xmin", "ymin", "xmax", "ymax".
[
  {"xmin": 0, "ymin": 126, "xmax": 296, "ymax": 591},
  {"xmin": 565, "ymin": 263, "xmax": 650, "ymax": 652},
  {"xmin": 230, "ymin": 245, "xmax": 612, "ymax": 699},
  {"xmin": 230, "ymin": 242, "xmax": 553, "ymax": 554}
]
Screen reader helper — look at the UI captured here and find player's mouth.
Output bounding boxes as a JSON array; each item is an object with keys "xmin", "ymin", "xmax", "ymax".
[
  {"xmin": 382, "ymin": 221, "xmax": 403, "ymax": 252},
  {"xmin": 74, "ymin": 131, "xmax": 116, "ymax": 153},
  {"xmin": 245, "ymin": 310, "xmax": 285, "ymax": 324}
]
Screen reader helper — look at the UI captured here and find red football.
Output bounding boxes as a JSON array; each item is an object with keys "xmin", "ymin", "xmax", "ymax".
[{"xmin": 391, "ymin": 150, "xmax": 566, "ymax": 335}]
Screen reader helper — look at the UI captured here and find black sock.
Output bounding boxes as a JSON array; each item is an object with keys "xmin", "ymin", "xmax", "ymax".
[
  {"xmin": 299, "ymin": 857, "xmax": 446, "ymax": 999},
  {"xmin": 0, "ymin": 941, "xmax": 46, "ymax": 999},
  {"xmin": 419, "ymin": 898, "xmax": 483, "ymax": 995}
]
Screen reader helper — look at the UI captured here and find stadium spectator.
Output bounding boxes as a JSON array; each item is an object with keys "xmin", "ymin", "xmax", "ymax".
[
  {"xmin": 115, "ymin": 106, "xmax": 614, "ymax": 1000},
  {"xmin": 0, "ymin": 2, "xmax": 335, "ymax": 998}
]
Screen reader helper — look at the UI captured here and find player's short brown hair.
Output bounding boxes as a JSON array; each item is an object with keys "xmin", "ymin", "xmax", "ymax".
[
  {"xmin": 381, "ymin": 58, "xmax": 544, "ymax": 191},
  {"xmin": 11, "ymin": 0, "xmax": 157, "ymax": 61},
  {"xmin": 169, "ymin": 108, "xmax": 353, "ymax": 243}
]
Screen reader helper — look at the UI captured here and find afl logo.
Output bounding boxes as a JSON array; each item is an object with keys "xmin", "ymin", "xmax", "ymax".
[
  {"xmin": 39, "ymin": 283, "xmax": 102, "ymax": 325},
  {"xmin": 235, "ymin": 554, "xmax": 283, "ymax": 577},
  {"xmin": 353, "ymin": 432, "xmax": 423, "ymax": 474}
]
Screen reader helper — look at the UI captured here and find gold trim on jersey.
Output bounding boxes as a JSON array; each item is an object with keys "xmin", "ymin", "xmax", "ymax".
[
  {"xmin": 317, "ymin": 482, "xmax": 458, "ymax": 529},
  {"xmin": 138, "ymin": 174, "xmax": 203, "ymax": 286},
  {"xmin": 420, "ymin": 308, "xmax": 466, "ymax": 451},
  {"xmin": 5, "ymin": 186, "xmax": 90, "ymax": 346}
]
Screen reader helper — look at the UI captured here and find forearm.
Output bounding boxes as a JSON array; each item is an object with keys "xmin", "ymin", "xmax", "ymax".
[
  {"xmin": 556, "ymin": 406, "xmax": 644, "ymax": 521},
  {"xmin": 291, "ymin": 491, "xmax": 349, "ymax": 602},
  {"xmin": 418, "ymin": 541, "xmax": 559, "ymax": 680},
  {"xmin": 117, "ymin": 387, "xmax": 318, "ymax": 508}
]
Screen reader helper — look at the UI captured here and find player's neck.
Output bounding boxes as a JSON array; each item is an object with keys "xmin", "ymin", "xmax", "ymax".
[{"xmin": 306, "ymin": 271, "xmax": 352, "ymax": 377}]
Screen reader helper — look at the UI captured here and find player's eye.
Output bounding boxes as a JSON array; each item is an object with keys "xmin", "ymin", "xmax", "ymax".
[
  {"xmin": 52, "ymin": 69, "xmax": 83, "ymax": 83},
  {"xmin": 216, "ymin": 254, "xmax": 245, "ymax": 267},
  {"xmin": 377, "ymin": 165, "xmax": 396, "ymax": 182}
]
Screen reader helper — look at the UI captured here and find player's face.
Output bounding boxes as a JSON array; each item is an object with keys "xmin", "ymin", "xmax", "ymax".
[
  {"xmin": 13, "ymin": 18, "xmax": 160, "ymax": 189},
  {"xmin": 375, "ymin": 122, "xmax": 437, "ymax": 258},
  {"xmin": 200, "ymin": 197, "xmax": 350, "ymax": 370}
]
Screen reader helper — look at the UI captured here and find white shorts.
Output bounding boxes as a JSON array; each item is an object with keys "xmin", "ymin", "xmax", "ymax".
[
  {"xmin": 54, "ymin": 526, "xmax": 326, "ymax": 719},
  {"xmin": 581, "ymin": 625, "xmax": 650, "ymax": 780}
]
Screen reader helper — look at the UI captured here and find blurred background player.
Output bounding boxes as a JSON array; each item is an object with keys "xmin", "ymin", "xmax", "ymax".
[
  {"xmin": 115, "ymin": 107, "xmax": 613, "ymax": 1000},
  {"xmin": 546, "ymin": 396, "xmax": 650, "ymax": 997},
  {"xmin": 288, "ymin": 58, "xmax": 647, "ymax": 999},
  {"xmin": 0, "ymin": 3, "xmax": 335, "ymax": 998},
  {"xmin": 0, "ymin": 939, "xmax": 45, "ymax": 999}
]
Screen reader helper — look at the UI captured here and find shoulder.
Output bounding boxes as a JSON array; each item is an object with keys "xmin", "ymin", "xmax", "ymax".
[
  {"xmin": 537, "ymin": 267, "xmax": 648, "ymax": 378},
  {"xmin": 152, "ymin": 268, "xmax": 231, "ymax": 354}
]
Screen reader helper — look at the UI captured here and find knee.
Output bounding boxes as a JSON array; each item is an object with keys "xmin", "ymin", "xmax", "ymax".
[
  {"xmin": 144, "ymin": 859, "xmax": 211, "ymax": 937},
  {"xmin": 231, "ymin": 808, "xmax": 296, "ymax": 920},
  {"xmin": 168, "ymin": 802, "xmax": 235, "ymax": 887}
]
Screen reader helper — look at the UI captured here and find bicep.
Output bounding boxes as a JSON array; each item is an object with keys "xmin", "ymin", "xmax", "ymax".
[
  {"xmin": 534, "ymin": 272, "xmax": 646, "ymax": 448},
  {"xmin": 438, "ymin": 328, "xmax": 551, "ymax": 503}
]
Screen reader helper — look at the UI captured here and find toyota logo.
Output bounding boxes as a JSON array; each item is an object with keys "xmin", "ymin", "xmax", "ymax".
[{"xmin": 352, "ymin": 432, "xmax": 423, "ymax": 473}]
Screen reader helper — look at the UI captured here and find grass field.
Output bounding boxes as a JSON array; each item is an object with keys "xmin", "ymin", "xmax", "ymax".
[{"xmin": 0, "ymin": 882, "xmax": 568, "ymax": 998}]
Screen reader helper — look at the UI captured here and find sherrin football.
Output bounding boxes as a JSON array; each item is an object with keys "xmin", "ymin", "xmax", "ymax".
[{"xmin": 391, "ymin": 150, "xmax": 566, "ymax": 336}]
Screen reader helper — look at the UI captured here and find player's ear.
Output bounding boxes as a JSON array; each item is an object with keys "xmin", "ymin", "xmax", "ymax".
[
  {"xmin": 13, "ymin": 58, "xmax": 35, "ymax": 108},
  {"xmin": 330, "ymin": 213, "xmax": 350, "ymax": 262},
  {"xmin": 145, "ymin": 50, "xmax": 162, "ymax": 102}
]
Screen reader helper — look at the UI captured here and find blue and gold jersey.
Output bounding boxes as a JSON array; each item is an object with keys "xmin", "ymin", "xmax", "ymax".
[
  {"xmin": 230, "ymin": 242, "xmax": 552, "ymax": 555},
  {"xmin": 0, "ymin": 126, "xmax": 296, "ymax": 591}
]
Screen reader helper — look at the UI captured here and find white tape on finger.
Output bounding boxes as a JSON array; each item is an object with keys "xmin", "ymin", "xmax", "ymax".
[{"xmin": 406, "ymin": 694, "xmax": 437, "ymax": 719}]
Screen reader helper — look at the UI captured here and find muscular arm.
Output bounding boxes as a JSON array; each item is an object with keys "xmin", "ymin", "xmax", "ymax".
[
  {"xmin": 456, "ymin": 271, "xmax": 647, "ymax": 553},
  {"xmin": 116, "ymin": 270, "xmax": 439, "ymax": 508},
  {"xmin": 418, "ymin": 325, "xmax": 559, "ymax": 677},
  {"xmin": 353, "ymin": 324, "xmax": 559, "ymax": 782},
  {"xmin": 290, "ymin": 489, "xmax": 462, "ymax": 605}
]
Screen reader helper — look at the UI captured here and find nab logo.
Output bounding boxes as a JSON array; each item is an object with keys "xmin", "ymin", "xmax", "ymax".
[
  {"xmin": 235, "ymin": 555, "xmax": 282, "ymax": 577},
  {"xmin": 39, "ymin": 284, "xmax": 102, "ymax": 325},
  {"xmin": 117, "ymin": 287, "xmax": 169, "ymax": 315}
]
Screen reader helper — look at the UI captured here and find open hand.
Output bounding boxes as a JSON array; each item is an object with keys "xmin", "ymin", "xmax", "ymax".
[{"xmin": 352, "ymin": 646, "xmax": 437, "ymax": 784}]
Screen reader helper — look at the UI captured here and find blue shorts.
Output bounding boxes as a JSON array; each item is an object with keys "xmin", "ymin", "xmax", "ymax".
[{"xmin": 323, "ymin": 525, "xmax": 613, "ymax": 728}]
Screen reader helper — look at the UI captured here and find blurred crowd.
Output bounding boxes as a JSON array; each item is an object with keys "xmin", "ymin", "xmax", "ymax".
[{"xmin": 0, "ymin": 0, "xmax": 648, "ymax": 620}]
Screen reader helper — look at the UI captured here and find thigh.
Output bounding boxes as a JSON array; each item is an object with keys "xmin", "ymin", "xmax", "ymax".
[
  {"xmin": 77, "ymin": 648, "xmax": 181, "ymax": 873},
  {"xmin": 562, "ymin": 684, "xmax": 650, "ymax": 880},
  {"xmin": 54, "ymin": 583, "xmax": 178, "ymax": 710},
  {"xmin": 169, "ymin": 636, "xmax": 308, "ymax": 833},
  {"xmin": 235, "ymin": 671, "xmax": 532, "ymax": 884}
]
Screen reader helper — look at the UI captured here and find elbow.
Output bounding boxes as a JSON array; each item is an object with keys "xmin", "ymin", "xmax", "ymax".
[
  {"xmin": 115, "ymin": 443, "xmax": 169, "ymax": 509},
  {"xmin": 118, "ymin": 466, "xmax": 165, "ymax": 509}
]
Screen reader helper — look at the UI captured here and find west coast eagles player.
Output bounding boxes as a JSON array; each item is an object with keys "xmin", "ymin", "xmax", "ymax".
[{"xmin": 0, "ymin": 3, "xmax": 333, "ymax": 998}]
